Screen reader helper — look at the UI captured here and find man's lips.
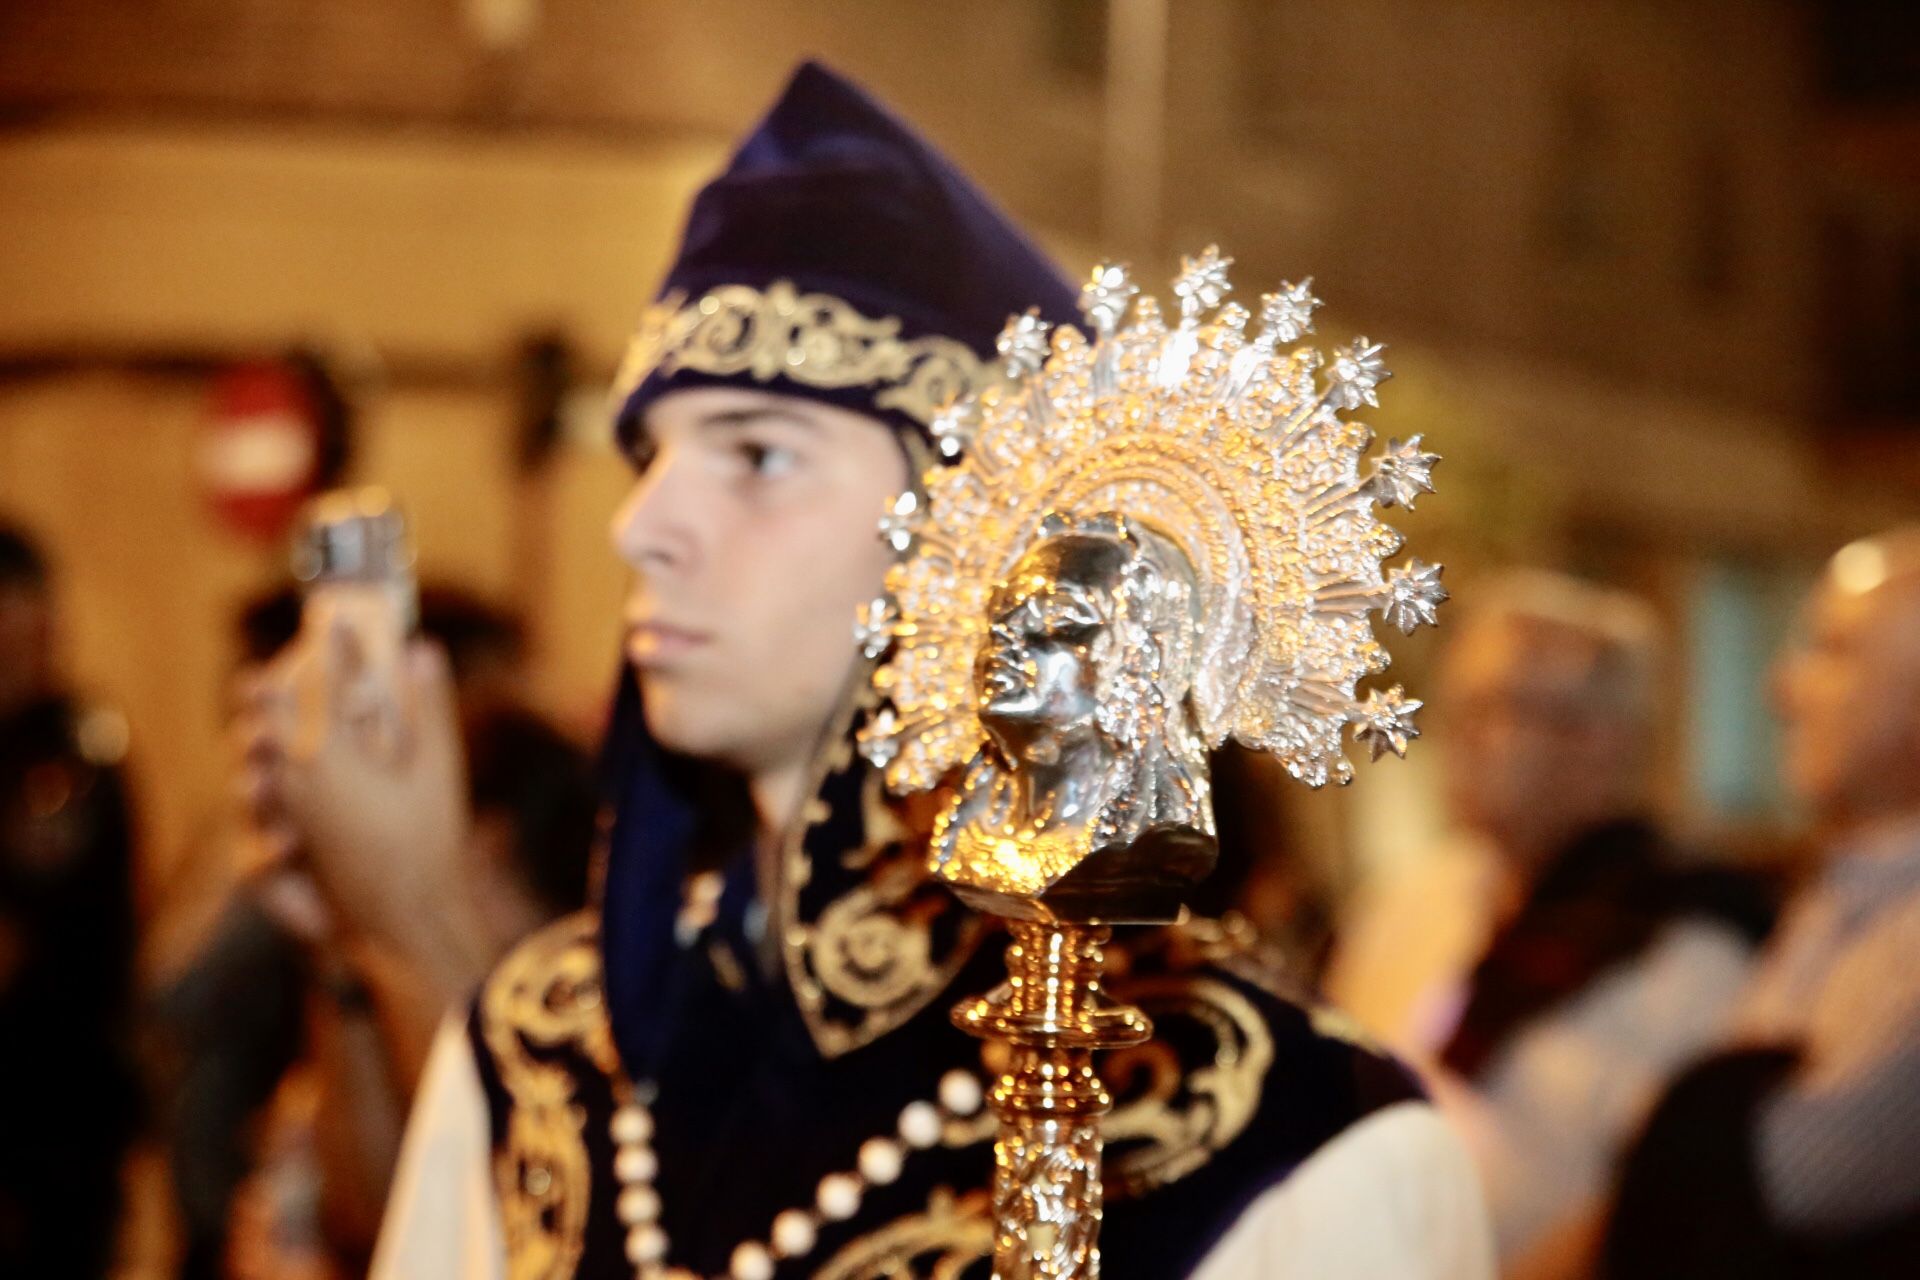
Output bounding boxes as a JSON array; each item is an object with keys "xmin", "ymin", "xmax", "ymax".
[{"xmin": 625, "ymin": 619, "xmax": 712, "ymax": 664}]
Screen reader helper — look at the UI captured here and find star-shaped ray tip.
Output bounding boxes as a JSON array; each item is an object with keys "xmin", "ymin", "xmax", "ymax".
[
  {"xmin": 1173, "ymin": 245, "xmax": 1234, "ymax": 319},
  {"xmin": 1078, "ymin": 262, "xmax": 1139, "ymax": 335},
  {"xmin": 1258, "ymin": 278, "xmax": 1321, "ymax": 344},
  {"xmin": 928, "ymin": 400, "xmax": 975, "ymax": 460},
  {"xmin": 1382, "ymin": 559, "xmax": 1447, "ymax": 633},
  {"xmin": 857, "ymin": 707, "xmax": 902, "ymax": 769},
  {"xmin": 995, "ymin": 308, "xmax": 1053, "ymax": 377},
  {"xmin": 854, "ymin": 595, "xmax": 899, "ymax": 659},
  {"xmin": 1370, "ymin": 434, "xmax": 1440, "ymax": 509},
  {"xmin": 1353, "ymin": 686, "xmax": 1423, "ymax": 761},
  {"xmin": 877, "ymin": 490, "xmax": 923, "ymax": 552},
  {"xmin": 1327, "ymin": 337, "xmax": 1389, "ymax": 410}
]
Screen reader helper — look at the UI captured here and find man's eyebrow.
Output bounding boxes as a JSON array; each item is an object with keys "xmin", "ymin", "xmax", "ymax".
[{"xmin": 694, "ymin": 407, "xmax": 824, "ymax": 433}]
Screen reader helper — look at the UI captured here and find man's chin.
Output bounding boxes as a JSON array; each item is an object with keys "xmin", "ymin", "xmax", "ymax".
[{"xmin": 638, "ymin": 689, "xmax": 751, "ymax": 768}]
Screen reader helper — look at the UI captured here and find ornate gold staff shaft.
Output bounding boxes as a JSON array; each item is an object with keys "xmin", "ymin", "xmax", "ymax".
[{"xmin": 952, "ymin": 921, "xmax": 1150, "ymax": 1280}]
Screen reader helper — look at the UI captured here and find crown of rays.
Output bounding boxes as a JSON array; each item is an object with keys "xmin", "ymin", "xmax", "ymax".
[{"xmin": 860, "ymin": 249, "xmax": 1445, "ymax": 791}]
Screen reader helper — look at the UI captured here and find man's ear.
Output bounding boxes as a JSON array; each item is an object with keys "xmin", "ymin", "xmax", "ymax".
[{"xmin": 467, "ymin": 810, "xmax": 516, "ymax": 878}]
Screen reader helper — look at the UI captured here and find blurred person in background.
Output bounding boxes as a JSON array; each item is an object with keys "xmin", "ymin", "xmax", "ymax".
[
  {"xmin": 1325, "ymin": 570, "xmax": 1775, "ymax": 1265},
  {"xmin": 162, "ymin": 584, "xmax": 595, "ymax": 1278},
  {"xmin": 1599, "ymin": 528, "xmax": 1920, "ymax": 1278},
  {"xmin": 0, "ymin": 521, "xmax": 140, "ymax": 1278},
  {"xmin": 154, "ymin": 588, "xmax": 310, "ymax": 1280}
]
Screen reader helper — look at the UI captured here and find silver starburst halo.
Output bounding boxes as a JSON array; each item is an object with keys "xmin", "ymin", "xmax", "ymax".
[{"xmin": 858, "ymin": 250, "xmax": 1444, "ymax": 789}]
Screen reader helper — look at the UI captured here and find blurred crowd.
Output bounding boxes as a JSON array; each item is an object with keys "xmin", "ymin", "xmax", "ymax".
[{"xmin": 3, "ymin": 510, "xmax": 1917, "ymax": 1278}]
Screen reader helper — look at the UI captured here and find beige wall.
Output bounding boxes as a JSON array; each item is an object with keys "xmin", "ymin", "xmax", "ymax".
[{"xmin": 0, "ymin": 123, "xmax": 725, "ymax": 365}]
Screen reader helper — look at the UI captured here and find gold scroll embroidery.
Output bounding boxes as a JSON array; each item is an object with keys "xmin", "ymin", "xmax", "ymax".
[
  {"xmin": 614, "ymin": 281, "xmax": 994, "ymax": 428},
  {"xmin": 480, "ymin": 911, "xmax": 614, "ymax": 1280},
  {"xmin": 816, "ymin": 1190, "xmax": 995, "ymax": 1280}
]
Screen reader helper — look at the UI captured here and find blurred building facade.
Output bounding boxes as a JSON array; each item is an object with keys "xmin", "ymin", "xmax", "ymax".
[{"xmin": 2, "ymin": 0, "xmax": 1917, "ymax": 892}]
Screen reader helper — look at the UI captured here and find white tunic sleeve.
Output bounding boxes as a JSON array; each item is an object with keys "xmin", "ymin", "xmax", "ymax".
[
  {"xmin": 1186, "ymin": 1100, "xmax": 1496, "ymax": 1280},
  {"xmin": 370, "ymin": 1015, "xmax": 508, "ymax": 1280}
]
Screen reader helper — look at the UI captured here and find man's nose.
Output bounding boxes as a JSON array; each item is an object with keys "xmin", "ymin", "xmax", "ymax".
[{"xmin": 609, "ymin": 463, "xmax": 696, "ymax": 574}]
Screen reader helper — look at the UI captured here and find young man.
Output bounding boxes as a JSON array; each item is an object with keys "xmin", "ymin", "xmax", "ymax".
[{"xmin": 265, "ymin": 64, "xmax": 1491, "ymax": 1279}]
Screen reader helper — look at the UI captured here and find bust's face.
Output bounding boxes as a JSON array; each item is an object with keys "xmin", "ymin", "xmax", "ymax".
[{"xmin": 976, "ymin": 536, "xmax": 1130, "ymax": 755}]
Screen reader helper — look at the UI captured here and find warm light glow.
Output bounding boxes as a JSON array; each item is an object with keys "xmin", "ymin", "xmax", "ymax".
[{"xmin": 1831, "ymin": 539, "xmax": 1891, "ymax": 597}]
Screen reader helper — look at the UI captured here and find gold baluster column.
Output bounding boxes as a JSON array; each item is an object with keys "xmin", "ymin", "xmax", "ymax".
[{"xmin": 954, "ymin": 922, "xmax": 1150, "ymax": 1279}]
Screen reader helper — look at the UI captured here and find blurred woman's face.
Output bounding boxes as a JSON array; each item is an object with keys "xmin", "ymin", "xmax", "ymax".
[{"xmin": 609, "ymin": 388, "xmax": 908, "ymax": 781}]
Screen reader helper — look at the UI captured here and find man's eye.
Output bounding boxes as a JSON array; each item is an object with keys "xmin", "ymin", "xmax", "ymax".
[
  {"xmin": 624, "ymin": 436, "xmax": 658, "ymax": 475},
  {"xmin": 739, "ymin": 442, "xmax": 800, "ymax": 478}
]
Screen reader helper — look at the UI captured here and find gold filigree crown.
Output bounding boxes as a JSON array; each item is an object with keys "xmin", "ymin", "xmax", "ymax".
[
  {"xmin": 857, "ymin": 248, "xmax": 1446, "ymax": 789},
  {"xmin": 612, "ymin": 281, "xmax": 996, "ymax": 429}
]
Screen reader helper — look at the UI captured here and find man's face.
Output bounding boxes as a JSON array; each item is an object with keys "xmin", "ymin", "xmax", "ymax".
[
  {"xmin": 1442, "ymin": 616, "xmax": 1634, "ymax": 860},
  {"xmin": 610, "ymin": 388, "xmax": 908, "ymax": 775},
  {"xmin": 1773, "ymin": 570, "xmax": 1920, "ymax": 826},
  {"xmin": 0, "ymin": 582, "xmax": 51, "ymax": 717}
]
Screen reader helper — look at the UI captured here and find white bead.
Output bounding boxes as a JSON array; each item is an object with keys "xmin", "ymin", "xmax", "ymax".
[
  {"xmin": 616, "ymin": 1183, "xmax": 660, "ymax": 1225},
  {"xmin": 729, "ymin": 1241, "xmax": 775, "ymax": 1280},
  {"xmin": 858, "ymin": 1137, "xmax": 905, "ymax": 1186},
  {"xmin": 610, "ymin": 1104, "xmax": 654, "ymax": 1146},
  {"xmin": 898, "ymin": 1100, "xmax": 941, "ymax": 1149},
  {"xmin": 771, "ymin": 1208, "xmax": 817, "ymax": 1258},
  {"xmin": 614, "ymin": 1145, "xmax": 658, "ymax": 1184},
  {"xmin": 939, "ymin": 1070, "xmax": 984, "ymax": 1117},
  {"xmin": 816, "ymin": 1171, "xmax": 862, "ymax": 1221},
  {"xmin": 624, "ymin": 1222, "xmax": 668, "ymax": 1264}
]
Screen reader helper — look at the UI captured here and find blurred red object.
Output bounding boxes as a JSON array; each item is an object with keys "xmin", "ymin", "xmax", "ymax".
[{"xmin": 199, "ymin": 360, "xmax": 323, "ymax": 543}]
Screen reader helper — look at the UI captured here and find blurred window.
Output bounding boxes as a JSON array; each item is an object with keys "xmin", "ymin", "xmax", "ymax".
[{"xmin": 1685, "ymin": 556, "xmax": 1812, "ymax": 820}]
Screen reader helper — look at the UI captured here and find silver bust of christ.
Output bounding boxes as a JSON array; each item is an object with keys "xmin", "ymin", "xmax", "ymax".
[{"xmin": 931, "ymin": 514, "xmax": 1217, "ymax": 923}]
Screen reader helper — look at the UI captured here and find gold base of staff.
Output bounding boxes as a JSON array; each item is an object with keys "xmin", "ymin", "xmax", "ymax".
[{"xmin": 952, "ymin": 921, "xmax": 1152, "ymax": 1280}]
